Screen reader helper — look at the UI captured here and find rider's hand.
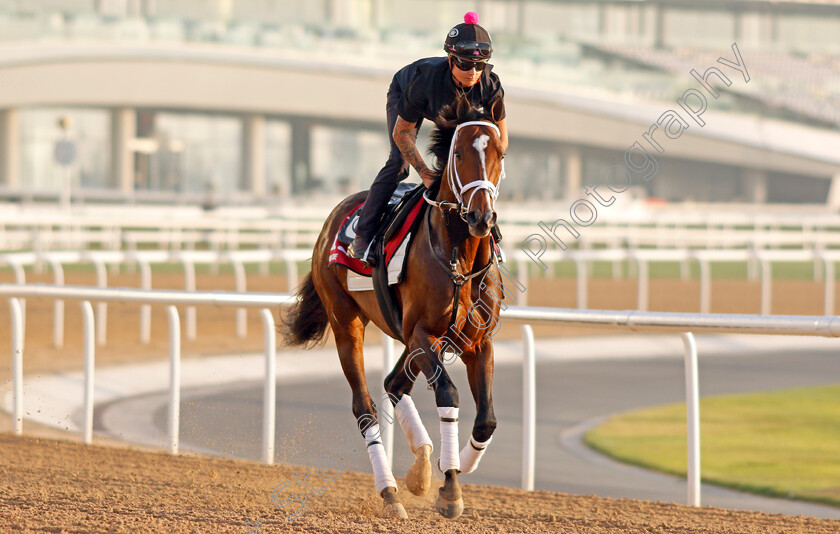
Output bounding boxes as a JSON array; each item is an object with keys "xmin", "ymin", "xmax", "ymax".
[{"xmin": 420, "ymin": 169, "xmax": 436, "ymax": 189}]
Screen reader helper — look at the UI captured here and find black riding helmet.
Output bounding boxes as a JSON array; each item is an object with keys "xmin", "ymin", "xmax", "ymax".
[{"xmin": 443, "ymin": 12, "xmax": 493, "ymax": 61}]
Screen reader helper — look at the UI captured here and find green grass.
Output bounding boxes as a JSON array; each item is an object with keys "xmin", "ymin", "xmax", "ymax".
[{"xmin": 584, "ymin": 385, "xmax": 840, "ymax": 507}]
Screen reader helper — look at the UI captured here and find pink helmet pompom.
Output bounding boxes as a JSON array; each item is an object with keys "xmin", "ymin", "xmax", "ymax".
[{"xmin": 464, "ymin": 11, "xmax": 479, "ymax": 24}]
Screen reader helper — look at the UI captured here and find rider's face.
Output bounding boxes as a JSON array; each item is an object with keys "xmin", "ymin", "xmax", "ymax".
[{"xmin": 449, "ymin": 56, "xmax": 484, "ymax": 88}]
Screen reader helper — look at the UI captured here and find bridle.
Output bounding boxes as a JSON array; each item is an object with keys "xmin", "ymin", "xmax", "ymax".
[
  {"xmin": 422, "ymin": 119, "xmax": 504, "ymax": 334},
  {"xmin": 423, "ymin": 120, "xmax": 504, "ymax": 222}
]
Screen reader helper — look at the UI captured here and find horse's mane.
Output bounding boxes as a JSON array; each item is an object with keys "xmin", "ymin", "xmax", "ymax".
[{"xmin": 428, "ymin": 95, "xmax": 496, "ymax": 178}]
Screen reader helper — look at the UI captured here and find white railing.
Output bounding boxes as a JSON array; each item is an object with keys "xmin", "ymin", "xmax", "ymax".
[
  {"xmin": 504, "ymin": 306, "xmax": 840, "ymax": 504},
  {"xmin": 0, "ymin": 204, "xmax": 326, "ymax": 251},
  {"xmin": 4, "ymin": 220, "xmax": 840, "ymax": 255},
  {"xmin": 0, "ymin": 248, "xmax": 311, "ymax": 346},
  {"xmin": 510, "ymin": 247, "xmax": 840, "ymax": 315},
  {"xmin": 4, "ymin": 286, "xmax": 296, "ymax": 466},
  {"xmin": 4, "ymin": 284, "xmax": 840, "ymax": 507},
  {"xmin": 5, "ymin": 202, "xmax": 840, "ymax": 255},
  {"xmin": 4, "ymin": 246, "xmax": 840, "ymax": 350}
]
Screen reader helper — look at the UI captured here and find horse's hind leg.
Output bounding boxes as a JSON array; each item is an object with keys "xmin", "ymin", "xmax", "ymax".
[
  {"xmin": 384, "ymin": 348, "xmax": 433, "ymax": 496},
  {"xmin": 331, "ymin": 307, "xmax": 407, "ymax": 519}
]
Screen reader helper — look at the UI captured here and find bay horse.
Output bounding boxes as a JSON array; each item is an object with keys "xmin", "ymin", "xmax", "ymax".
[{"xmin": 283, "ymin": 96, "xmax": 506, "ymax": 520}]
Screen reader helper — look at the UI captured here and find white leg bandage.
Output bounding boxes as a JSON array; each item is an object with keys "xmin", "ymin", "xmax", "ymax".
[
  {"xmin": 394, "ymin": 395, "xmax": 433, "ymax": 454},
  {"xmin": 364, "ymin": 424, "xmax": 397, "ymax": 493},
  {"xmin": 459, "ymin": 435, "xmax": 492, "ymax": 474},
  {"xmin": 437, "ymin": 407, "xmax": 460, "ymax": 472}
]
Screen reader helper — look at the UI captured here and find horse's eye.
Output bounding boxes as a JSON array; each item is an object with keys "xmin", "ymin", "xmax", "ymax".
[{"xmin": 454, "ymin": 152, "xmax": 461, "ymax": 160}]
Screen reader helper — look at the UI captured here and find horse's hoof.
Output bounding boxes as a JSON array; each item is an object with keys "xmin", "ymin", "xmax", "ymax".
[
  {"xmin": 406, "ymin": 445, "xmax": 432, "ymax": 495},
  {"xmin": 383, "ymin": 502, "xmax": 408, "ymax": 519},
  {"xmin": 435, "ymin": 492, "xmax": 464, "ymax": 519}
]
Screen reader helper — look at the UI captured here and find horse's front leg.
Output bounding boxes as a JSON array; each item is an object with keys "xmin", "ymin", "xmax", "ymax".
[
  {"xmin": 459, "ymin": 338, "xmax": 497, "ymax": 474},
  {"xmin": 406, "ymin": 326, "xmax": 464, "ymax": 519},
  {"xmin": 384, "ymin": 348, "xmax": 433, "ymax": 496}
]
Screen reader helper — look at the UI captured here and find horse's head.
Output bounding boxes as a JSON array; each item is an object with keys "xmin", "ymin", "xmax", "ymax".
[{"xmin": 431, "ymin": 96, "xmax": 505, "ymax": 238}]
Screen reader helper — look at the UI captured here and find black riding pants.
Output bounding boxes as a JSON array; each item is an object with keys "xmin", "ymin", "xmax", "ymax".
[{"xmin": 354, "ymin": 84, "xmax": 423, "ymax": 241}]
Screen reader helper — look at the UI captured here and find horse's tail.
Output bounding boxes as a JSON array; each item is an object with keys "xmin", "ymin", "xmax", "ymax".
[{"xmin": 281, "ymin": 272, "xmax": 329, "ymax": 347}]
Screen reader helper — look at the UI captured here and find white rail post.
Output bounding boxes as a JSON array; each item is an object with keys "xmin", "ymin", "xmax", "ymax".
[
  {"xmin": 825, "ymin": 258, "xmax": 835, "ymax": 316},
  {"xmin": 680, "ymin": 257, "xmax": 690, "ymax": 281},
  {"xmin": 260, "ymin": 309, "xmax": 276, "ymax": 465},
  {"xmin": 699, "ymin": 260, "xmax": 711, "ymax": 314},
  {"xmin": 10, "ymin": 298, "xmax": 23, "ymax": 435},
  {"xmin": 516, "ymin": 258, "xmax": 529, "ymax": 306},
  {"xmin": 285, "ymin": 257, "xmax": 299, "ymax": 293},
  {"xmin": 6, "ymin": 261, "xmax": 26, "ymax": 337},
  {"xmin": 760, "ymin": 258, "xmax": 772, "ymax": 315},
  {"xmin": 521, "ymin": 324, "xmax": 536, "ymax": 491},
  {"xmin": 280, "ymin": 222, "xmax": 291, "ymax": 249},
  {"xmin": 32, "ymin": 229, "xmax": 44, "ymax": 273},
  {"xmin": 813, "ymin": 255, "xmax": 824, "ymax": 282},
  {"xmin": 747, "ymin": 252, "xmax": 759, "ymax": 281},
  {"xmin": 81, "ymin": 301, "xmax": 95, "ymax": 444},
  {"xmin": 381, "ymin": 331, "xmax": 396, "ymax": 470},
  {"xmin": 229, "ymin": 227, "xmax": 241, "ymax": 250},
  {"xmin": 627, "ymin": 251, "xmax": 638, "ymax": 278},
  {"xmin": 138, "ymin": 259, "xmax": 152, "ymax": 344},
  {"xmin": 681, "ymin": 332, "xmax": 701, "ymax": 507},
  {"xmin": 181, "ymin": 259, "xmax": 197, "ymax": 341},
  {"xmin": 7, "ymin": 261, "xmax": 25, "ymax": 284},
  {"xmin": 92, "ymin": 259, "xmax": 107, "ymax": 346},
  {"xmin": 47, "ymin": 258, "xmax": 65, "ymax": 348},
  {"xmin": 167, "ymin": 306, "xmax": 181, "ymax": 455},
  {"xmin": 260, "ymin": 244, "xmax": 271, "ymax": 276},
  {"xmin": 232, "ymin": 259, "xmax": 247, "ymax": 338},
  {"xmin": 637, "ymin": 258, "xmax": 649, "ymax": 311},
  {"xmin": 575, "ymin": 258, "xmax": 587, "ymax": 309},
  {"xmin": 109, "ymin": 252, "xmax": 120, "ymax": 275},
  {"xmin": 209, "ymin": 235, "xmax": 221, "ymax": 274}
]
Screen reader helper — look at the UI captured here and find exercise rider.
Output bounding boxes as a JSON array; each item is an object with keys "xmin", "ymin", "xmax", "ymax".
[{"xmin": 347, "ymin": 11, "xmax": 509, "ymax": 265}]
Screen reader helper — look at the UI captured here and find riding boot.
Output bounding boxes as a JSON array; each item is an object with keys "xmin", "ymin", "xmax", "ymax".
[{"xmin": 350, "ymin": 179, "xmax": 401, "ymax": 265}]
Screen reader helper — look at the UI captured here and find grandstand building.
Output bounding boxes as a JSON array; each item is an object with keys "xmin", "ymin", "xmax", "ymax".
[{"xmin": 0, "ymin": 0, "xmax": 838, "ymax": 206}]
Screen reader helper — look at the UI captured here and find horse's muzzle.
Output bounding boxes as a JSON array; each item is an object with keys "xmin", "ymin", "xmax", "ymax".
[{"xmin": 465, "ymin": 210, "xmax": 497, "ymax": 237}]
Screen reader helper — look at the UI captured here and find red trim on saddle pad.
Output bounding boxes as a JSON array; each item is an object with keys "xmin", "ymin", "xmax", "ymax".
[{"xmin": 328, "ymin": 199, "xmax": 425, "ymax": 277}]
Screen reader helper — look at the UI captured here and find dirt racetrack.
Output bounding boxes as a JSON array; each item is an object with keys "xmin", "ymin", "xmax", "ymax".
[
  {"xmin": 2, "ymin": 270, "xmax": 840, "ymax": 532},
  {"xmin": 2, "ymin": 434, "xmax": 839, "ymax": 533}
]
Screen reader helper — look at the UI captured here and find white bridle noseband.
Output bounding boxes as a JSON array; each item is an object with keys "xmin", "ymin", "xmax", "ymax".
[{"xmin": 425, "ymin": 120, "xmax": 504, "ymax": 217}]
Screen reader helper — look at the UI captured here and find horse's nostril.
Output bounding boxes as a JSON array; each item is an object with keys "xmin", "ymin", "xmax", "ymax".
[
  {"xmin": 485, "ymin": 211, "xmax": 497, "ymax": 227},
  {"xmin": 466, "ymin": 211, "xmax": 481, "ymax": 225}
]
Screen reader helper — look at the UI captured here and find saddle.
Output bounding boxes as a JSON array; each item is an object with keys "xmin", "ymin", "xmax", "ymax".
[{"xmin": 329, "ymin": 183, "xmax": 428, "ymax": 342}]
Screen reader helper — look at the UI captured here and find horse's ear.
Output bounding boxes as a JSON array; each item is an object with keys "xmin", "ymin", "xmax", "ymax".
[
  {"xmin": 434, "ymin": 100, "xmax": 457, "ymax": 129},
  {"xmin": 455, "ymin": 94, "xmax": 471, "ymax": 121},
  {"xmin": 490, "ymin": 98, "xmax": 505, "ymax": 123},
  {"xmin": 434, "ymin": 113, "xmax": 456, "ymax": 129}
]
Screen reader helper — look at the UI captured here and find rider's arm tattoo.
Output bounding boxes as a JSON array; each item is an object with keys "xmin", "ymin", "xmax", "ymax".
[
  {"xmin": 393, "ymin": 116, "xmax": 430, "ymax": 174},
  {"xmin": 497, "ymin": 118, "xmax": 509, "ymax": 154}
]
